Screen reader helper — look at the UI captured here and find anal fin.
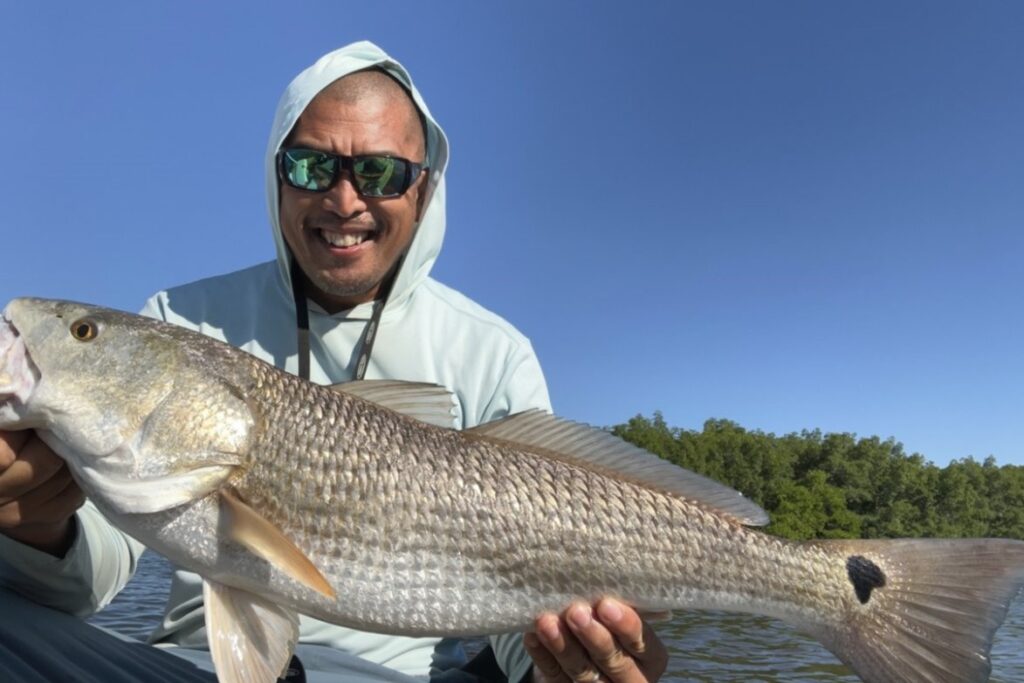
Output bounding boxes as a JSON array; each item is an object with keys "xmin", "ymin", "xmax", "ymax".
[{"xmin": 204, "ymin": 579, "xmax": 299, "ymax": 683}]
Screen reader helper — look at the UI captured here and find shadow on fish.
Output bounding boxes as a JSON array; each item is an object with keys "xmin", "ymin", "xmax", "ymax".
[{"xmin": 1, "ymin": 297, "xmax": 1022, "ymax": 683}]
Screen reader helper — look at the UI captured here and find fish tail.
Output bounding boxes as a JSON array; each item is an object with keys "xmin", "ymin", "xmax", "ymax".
[{"xmin": 806, "ymin": 538, "xmax": 1024, "ymax": 683}]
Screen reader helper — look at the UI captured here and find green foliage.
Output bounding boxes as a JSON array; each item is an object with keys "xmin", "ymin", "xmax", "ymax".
[{"xmin": 612, "ymin": 414, "xmax": 1024, "ymax": 541}]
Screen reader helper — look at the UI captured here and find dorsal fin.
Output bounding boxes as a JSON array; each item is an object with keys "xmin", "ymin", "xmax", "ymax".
[
  {"xmin": 330, "ymin": 380, "xmax": 458, "ymax": 429},
  {"xmin": 466, "ymin": 410, "xmax": 769, "ymax": 526}
]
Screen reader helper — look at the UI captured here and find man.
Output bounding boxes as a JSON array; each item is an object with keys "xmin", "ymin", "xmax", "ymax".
[{"xmin": 0, "ymin": 41, "xmax": 667, "ymax": 682}]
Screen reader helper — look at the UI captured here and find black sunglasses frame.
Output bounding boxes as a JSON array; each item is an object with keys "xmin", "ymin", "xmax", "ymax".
[{"xmin": 277, "ymin": 147, "xmax": 426, "ymax": 198}]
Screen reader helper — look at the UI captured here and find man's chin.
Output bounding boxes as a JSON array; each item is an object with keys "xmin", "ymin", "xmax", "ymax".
[{"xmin": 305, "ymin": 271, "xmax": 383, "ymax": 311}]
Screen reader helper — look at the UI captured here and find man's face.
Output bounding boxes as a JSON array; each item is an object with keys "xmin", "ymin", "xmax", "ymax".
[{"xmin": 279, "ymin": 88, "xmax": 427, "ymax": 312}]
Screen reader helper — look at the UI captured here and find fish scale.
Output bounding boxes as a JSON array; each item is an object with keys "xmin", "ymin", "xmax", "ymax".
[{"xmin": 231, "ymin": 363, "xmax": 855, "ymax": 635}]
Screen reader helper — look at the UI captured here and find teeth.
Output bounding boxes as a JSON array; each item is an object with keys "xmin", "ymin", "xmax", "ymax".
[{"xmin": 322, "ymin": 231, "xmax": 369, "ymax": 248}]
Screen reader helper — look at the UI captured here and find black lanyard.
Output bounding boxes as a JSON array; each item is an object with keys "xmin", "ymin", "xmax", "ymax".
[{"xmin": 289, "ymin": 255, "xmax": 403, "ymax": 382}]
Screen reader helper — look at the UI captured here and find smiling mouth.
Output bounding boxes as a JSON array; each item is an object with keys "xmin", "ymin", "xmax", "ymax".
[{"xmin": 317, "ymin": 228, "xmax": 378, "ymax": 249}]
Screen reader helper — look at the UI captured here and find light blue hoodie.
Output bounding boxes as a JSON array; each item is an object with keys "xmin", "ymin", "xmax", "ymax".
[{"xmin": 0, "ymin": 41, "xmax": 550, "ymax": 682}]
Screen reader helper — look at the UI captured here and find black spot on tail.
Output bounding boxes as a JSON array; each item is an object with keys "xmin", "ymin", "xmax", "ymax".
[{"xmin": 847, "ymin": 555, "xmax": 886, "ymax": 604}]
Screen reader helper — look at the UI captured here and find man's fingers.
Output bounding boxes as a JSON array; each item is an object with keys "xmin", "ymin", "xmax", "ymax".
[
  {"xmin": 524, "ymin": 631, "xmax": 569, "ymax": 683},
  {"xmin": 566, "ymin": 602, "xmax": 643, "ymax": 682},
  {"xmin": 533, "ymin": 609, "xmax": 604, "ymax": 683},
  {"xmin": 0, "ymin": 464, "xmax": 82, "ymax": 527},
  {"xmin": 0, "ymin": 435, "xmax": 65, "ymax": 504},
  {"xmin": 595, "ymin": 599, "xmax": 669, "ymax": 680},
  {"xmin": 28, "ymin": 469, "xmax": 85, "ymax": 524},
  {"xmin": 0, "ymin": 430, "xmax": 31, "ymax": 470},
  {"xmin": 594, "ymin": 599, "xmax": 646, "ymax": 656}
]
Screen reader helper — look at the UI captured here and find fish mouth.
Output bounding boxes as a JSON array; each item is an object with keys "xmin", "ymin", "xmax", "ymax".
[{"xmin": 0, "ymin": 310, "xmax": 39, "ymax": 409}]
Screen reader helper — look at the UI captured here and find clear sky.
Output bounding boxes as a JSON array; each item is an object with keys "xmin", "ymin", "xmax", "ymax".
[{"xmin": 2, "ymin": 2, "xmax": 1021, "ymax": 466}]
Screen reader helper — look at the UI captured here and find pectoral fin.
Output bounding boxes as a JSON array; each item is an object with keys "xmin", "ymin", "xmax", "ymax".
[
  {"xmin": 219, "ymin": 487, "xmax": 335, "ymax": 598},
  {"xmin": 204, "ymin": 579, "xmax": 299, "ymax": 683}
]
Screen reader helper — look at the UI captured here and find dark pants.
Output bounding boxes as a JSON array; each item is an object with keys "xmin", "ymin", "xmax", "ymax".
[
  {"xmin": 0, "ymin": 588, "xmax": 217, "ymax": 683},
  {"xmin": 0, "ymin": 588, "xmax": 512, "ymax": 683}
]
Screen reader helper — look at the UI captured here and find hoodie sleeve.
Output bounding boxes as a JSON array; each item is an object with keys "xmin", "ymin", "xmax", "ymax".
[
  {"xmin": 479, "ymin": 340, "xmax": 553, "ymax": 421},
  {"xmin": 0, "ymin": 501, "xmax": 145, "ymax": 617}
]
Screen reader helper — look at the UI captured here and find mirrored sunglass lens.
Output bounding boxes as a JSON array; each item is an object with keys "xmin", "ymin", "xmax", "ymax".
[
  {"xmin": 285, "ymin": 150, "xmax": 336, "ymax": 190},
  {"xmin": 353, "ymin": 156, "xmax": 404, "ymax": 197}
]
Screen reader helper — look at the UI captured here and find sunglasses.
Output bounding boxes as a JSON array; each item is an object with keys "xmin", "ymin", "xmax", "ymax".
[{"xmin": 278, "ymin": 147, "xmax": 426, "ymax": 198}]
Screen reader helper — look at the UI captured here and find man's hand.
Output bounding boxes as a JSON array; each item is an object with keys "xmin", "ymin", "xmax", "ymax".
[
  {"xmin": 524, "ymin": 598, "xmax": 669, "ymax": 683},
  {"xmin": 0, "ymin": 430, "xmax": 84, "ymax": 556}
]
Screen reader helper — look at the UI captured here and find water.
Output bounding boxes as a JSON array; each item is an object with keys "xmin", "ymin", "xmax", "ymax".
[
  {"xmin": 87, "ymin": 551, "xmax": 175, "ymax": 639},
  {"xmin": 90, "ymin": 554, "xmax": 1024, "ymax": 681}
]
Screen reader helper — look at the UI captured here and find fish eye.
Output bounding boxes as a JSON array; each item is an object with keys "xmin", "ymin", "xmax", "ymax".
[{"xmin": 70, "ymin": 318, "xmax": 99, "ymax": 342}]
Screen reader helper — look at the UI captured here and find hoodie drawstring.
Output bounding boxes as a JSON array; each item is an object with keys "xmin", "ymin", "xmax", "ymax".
[
  {"xmin": 290, "ymin": 255, "xmax": 405, "ymax": 382},
  {"xmin": 290, "ymin": 258, "xmax": 312, "ymax": 381}
]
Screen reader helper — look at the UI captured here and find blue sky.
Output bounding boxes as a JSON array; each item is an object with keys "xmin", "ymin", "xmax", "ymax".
[{"xmin": 2, "ymin": 2, "xmax": 1021, "ymax": 466}]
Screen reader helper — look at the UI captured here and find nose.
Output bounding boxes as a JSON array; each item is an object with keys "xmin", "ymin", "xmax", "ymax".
[{"xmin": 321, "ymin": 172, "xmax": 367, "ymax": 217}]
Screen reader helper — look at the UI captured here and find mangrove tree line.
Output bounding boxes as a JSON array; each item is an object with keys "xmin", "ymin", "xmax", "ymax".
[{"xmin": 612, "ymin": 414, "xmax": 1024, "ymax": 541}]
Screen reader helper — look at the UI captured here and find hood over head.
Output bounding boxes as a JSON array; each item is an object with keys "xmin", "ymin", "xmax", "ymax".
[{"xmin": 265, "ymin": 41, "xmax": 450, "ymax": 315}]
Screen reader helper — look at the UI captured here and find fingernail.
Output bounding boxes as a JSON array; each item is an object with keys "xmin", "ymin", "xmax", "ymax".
[
  {"xmin": 597, "ymin": 599, "xmax": 623, "ymax": 623},
  {"xmin": 538, "ymin": 615, "xmax": 560, "ymax": 641},
  {"xmin": 568, "ymin": 604, "xmax": 592, "ymax": 629},
  {"xmin": 523, "ymin": 633, "xmax": 539, "ymax": 649}
]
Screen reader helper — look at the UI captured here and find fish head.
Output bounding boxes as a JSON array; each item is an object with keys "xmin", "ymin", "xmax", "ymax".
[
  {"xmin": 0, "ymin": 297, "xmax": 181, "ymax": 456},
  {"xmin": 1, "ymin": 297, "xmax": 250, "ymax": 517}
]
